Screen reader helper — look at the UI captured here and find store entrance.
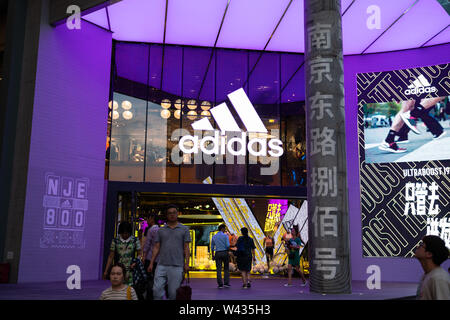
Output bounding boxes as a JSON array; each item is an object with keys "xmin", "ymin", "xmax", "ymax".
[{"xmin": 111, "ymin": 192, "xmax": 308, "ymax": 277}]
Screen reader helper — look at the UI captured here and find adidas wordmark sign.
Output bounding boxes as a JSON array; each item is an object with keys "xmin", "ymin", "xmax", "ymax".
[
  {"xmin": 404, "ymin": 74, "xmax": 437, "ymax": 95},
  {"xmin": 178, "ymin": 88, "xmax": 284, "ymax": 158}
]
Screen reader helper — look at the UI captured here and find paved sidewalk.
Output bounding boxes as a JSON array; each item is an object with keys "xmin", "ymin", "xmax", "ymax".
[{"xmin": 0, "ymin": 278, "xmax": 418, "ymax": 300}]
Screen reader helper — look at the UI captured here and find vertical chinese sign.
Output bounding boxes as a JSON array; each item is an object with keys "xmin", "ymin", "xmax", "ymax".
[
  {"xmin": 264, "ymin": 199, "xmax": 288, "ymax": 233},
  {"xmin": 304, "ymin": 0, "xmax": 351, "ymax": 293}
]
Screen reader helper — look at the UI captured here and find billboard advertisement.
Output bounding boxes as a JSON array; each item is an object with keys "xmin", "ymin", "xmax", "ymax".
[{"xmin": 357, "ymin": 63, "xmax": 450, "ymax": 257}]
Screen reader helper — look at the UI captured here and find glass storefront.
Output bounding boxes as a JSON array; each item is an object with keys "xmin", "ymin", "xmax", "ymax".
[
  {"xmin": 106, "ymin": 42, "xmax": 307, "ymax": 187},
  {"xmin": 111, "ymin": 193, "xmax": 309, "ymax": 275},
  {"xmin": 104, "ymin": 42, "xmax": 309, "ymax": 276}
]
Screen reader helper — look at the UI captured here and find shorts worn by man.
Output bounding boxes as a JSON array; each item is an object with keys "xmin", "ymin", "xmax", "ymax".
[{"xmin": 150, "ymin": 205, "xmax": 191, "ymax": 300}]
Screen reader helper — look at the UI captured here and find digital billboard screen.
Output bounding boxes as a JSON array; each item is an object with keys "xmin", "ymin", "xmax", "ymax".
[{"xmin": 357, "ymin": 63, "xmax": 450, "ymax": 257}]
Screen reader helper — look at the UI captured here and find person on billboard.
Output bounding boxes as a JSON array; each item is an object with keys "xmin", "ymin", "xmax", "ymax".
[
  {"xmin": 148, "ymin": 204, "xmax": 191, "ymax": 300},
  {"xmin": 263, "ymin": 233, "xmax": 275, "ymax": 273},
  {"xmin": 236, "ymin": 227, "xmax": 256, "ymax": 289},
  {"xmin": 414, "ymin": 235, "xmax": 450, "ymax": 300},
  {"xmin": 379, "ymin": 97, "xmax": 446, "ymax": 153},
  {"xmin": 100, "ymin": 263, "xmax": 138, "ymax": 300},
  {"xmin": 284, "ymin": 225, "xmax": 307, "ymax": 287},
  {"xmin": 211, "ymin": 224, "xmax": 231, "ymax": 288},
  {"xmin": 103, "ymin": 221, "xmax": 142, "ymax": 286}
]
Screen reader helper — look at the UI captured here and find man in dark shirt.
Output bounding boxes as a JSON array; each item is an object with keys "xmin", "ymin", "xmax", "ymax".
[{"xmin": 148, "ymin": 205, "xmax": 191, "ymax": 300}]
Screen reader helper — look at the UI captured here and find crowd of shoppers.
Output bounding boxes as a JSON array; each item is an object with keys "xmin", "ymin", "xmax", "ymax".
[
  {"xmin": 100, "ymin": 210, "xmax": 309, "ymax": 300},
  {"xmin": 100, "ymin": 204, "xmax": 449, "ymax": 300}
]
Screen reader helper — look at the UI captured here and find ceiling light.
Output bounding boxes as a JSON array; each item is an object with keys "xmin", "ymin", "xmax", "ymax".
[
  {"xmin": 201, "ymin": 110, "xmax": 211, "ymax": 117},
  {"xmin": 161, "ymin": 109, "xmax": 171, "ymax": 119},
  {"xmin": 187, "ymin": 100, "xmax": 197, "ymax": 110},
  {"xmin": 187, "ymin": 110, "xmax": 197, "ymax": 120},
  {"xmin": 122, "ymin": 100, "xmax": 132, "ymax": 110},
  {"xmin": 174, "ymin": 110, "xmax": 181, "ymax": 119},
  {"xmin": 109, "ymin": 100, "xmax": 118, "ymax": 110},
  {"xmin": 112, "ymin": 110, "xmax": 120, "ymax": 120},
  {"xmin": 123, "ymin": 110, "xmax": 133, "ymax": 120},
  {"xmin": 174, "ymin": 99, "xmax": 183, "ymax": 110},
  {"xmin": 161, "ymin": 99, "xmax": 171, "ymax": 109},
  {"xmin": 201, "ymin": 101, "xmax": 211, "ymax": 111}
]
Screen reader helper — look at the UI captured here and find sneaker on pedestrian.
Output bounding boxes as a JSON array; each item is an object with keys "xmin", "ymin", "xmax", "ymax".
[
  {"xmin": 378, "ymin": 141, "xmax": 407, "ymax": 153},
  {"xmin": 284, "ymin": 283, "xmax": 293, "ymax": 287},
  {"xmin": 224, "ymin": 284, "xmax": 231, "ymax": 288},
  {"xmin": 246, "ymin": 282, "xmax": 251, "ymax": 288},
  {"xmin": 433, "ymin": 131, "xmax": 446, "ymax": 140},
  {"xmin": 400, "ymin": 111, "xmax": 421, "ymax": 134},
  {"xmin": 395, "ymin": 136, "xmax": 409, "ymax": 144},
  {"xmin": 218, "ymin": 285, "xmax": 224, "ymax": 289},
  {"xmin": 300, "ymin": 281, "xmax": 307, "ymax": 287}
]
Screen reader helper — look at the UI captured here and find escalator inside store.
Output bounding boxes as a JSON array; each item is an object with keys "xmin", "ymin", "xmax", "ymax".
[{"xmin": 127, "ymin": 193, "xmax": 309, "ymax": 276}]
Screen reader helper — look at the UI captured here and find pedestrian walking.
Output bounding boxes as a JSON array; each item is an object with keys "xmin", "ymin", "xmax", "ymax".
[
  {"xmin": 103, "ymin": 221, "xmax": 142, "ymax": 286},
  {"xmin": 100, "ymin": 263, "xmax": 138, "ymax": 300},
  {"xmin": 211, "ymin": 224, "xmax": 230, "ymax": 288},
  {"xmin": 148, "ymin": 205, "xmax": 191, "ymax": 300},
  {"xmin": 284, "ymin": 225, "xmax": 307, "ymax": 287},
  {"xmin": 143, "ymin": 213, "xmax": 159, "ymax": 300},
  {"xmin": 236, "ymin": 227, "xmax": 256, "ymax": 289}
]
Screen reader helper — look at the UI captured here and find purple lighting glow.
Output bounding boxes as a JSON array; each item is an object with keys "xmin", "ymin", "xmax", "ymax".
[
  {"xmin": 342, "ymin": 0, "xmax": 416, "ymax": 55},
  {"xmin": 365, "ymin": 0, "xmax": 450, "ymax": 54},
  {"xmin": 82, "ymin": 0, "xmax": 450, "ymax": 54}
]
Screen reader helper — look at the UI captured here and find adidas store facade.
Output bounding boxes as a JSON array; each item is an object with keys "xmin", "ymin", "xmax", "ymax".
[
  {"xmin": 1, "ymin": 0, "xmax": 449, "ymax": 284},
  {"xmin": 104, "ymin": 42, "xmax": 309, "ymax": 274}
]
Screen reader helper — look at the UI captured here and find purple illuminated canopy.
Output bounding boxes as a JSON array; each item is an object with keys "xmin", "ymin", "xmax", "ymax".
[{"xmin": 83, "ymin": 0, "xmax": 449, "ymax": 55}]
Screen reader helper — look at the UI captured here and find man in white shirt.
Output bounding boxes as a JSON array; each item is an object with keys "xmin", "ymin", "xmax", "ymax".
[{"xmin": 414, "ymin": 235, "xmax": 450, "ymax": 300}]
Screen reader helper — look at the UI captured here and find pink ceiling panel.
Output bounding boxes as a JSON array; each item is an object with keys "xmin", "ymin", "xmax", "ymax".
[
  {"xmin": 165, "ymin": 0, "xmax": 229, "ymax": 47},
  {"xmin": 424, "ymin": 24, "xmax": 450, "ymax": 47},
  {"xmin": 108, "ymin": 0, "xmax": 166, "ymax": 43},
  {"xmin": 83, "ymin": 8, "xmax": 110, "ymax": 30},
  {"xmin": 342, "ymin": 0, "xmax": 417, "ymax": 55},
  {"xmin": 365, "ymin": 0, "xmax": 450, "ymax": 53},
  {"xmin": 216, "ymin": 0, "xmax": 292, "ymax": 51},
  {"xmin": 265, "ymin": 0, "xmax": 304, "ymax": 53}
]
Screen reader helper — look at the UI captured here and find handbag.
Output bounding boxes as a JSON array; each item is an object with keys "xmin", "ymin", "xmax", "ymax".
[
  {"xmin": 131, "ymin": 257, "xmax": 147, "ymax": 300},
  {"xmin": 176, "ymin": 271, "xmax": 192, "ymax": 301}
]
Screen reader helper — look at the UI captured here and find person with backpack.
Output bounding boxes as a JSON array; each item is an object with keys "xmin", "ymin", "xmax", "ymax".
[
  {"xmin": 236, "ymin": 227, "xmax": 256, "ymax": 289},
  {"xmin": 103, "ymin": 221, "xmax": 143, "ymax": 287}
]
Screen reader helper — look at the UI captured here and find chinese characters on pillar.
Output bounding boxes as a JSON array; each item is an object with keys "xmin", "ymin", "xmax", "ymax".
[
  {"xmin": 308, "ymin": 23, "xmax": 332, "ymax": 51},
  {"xmin": 404, "ymin": 181, "xmax": 449, "ymax": 248},
  {"xmin": 307, "ymin": 22, "xmax": 341, "ymax": 280}
]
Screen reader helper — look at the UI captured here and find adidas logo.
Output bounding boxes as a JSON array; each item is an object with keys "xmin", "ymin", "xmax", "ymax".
[
  {"xmin": 404, "ymin": 74, "xmax": 437, "ymax": 95},
  {"xmin": 178, "ymin": 88, "xmax": 284, "ymax": 158}
]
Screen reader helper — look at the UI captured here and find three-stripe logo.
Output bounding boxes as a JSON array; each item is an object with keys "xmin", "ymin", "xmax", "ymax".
[
  {"xmin": 191, "ymin": 88, "xmax": 268, "ymax": 133},
  {"xmin": 404, "ymin": 74, "xmax": 437, "ymax": 95}
]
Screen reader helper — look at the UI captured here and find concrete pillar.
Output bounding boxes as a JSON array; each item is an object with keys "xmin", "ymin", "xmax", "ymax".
[{"xmin": 304, "ymin": 0, "xmax": 351, "ymax": 293}]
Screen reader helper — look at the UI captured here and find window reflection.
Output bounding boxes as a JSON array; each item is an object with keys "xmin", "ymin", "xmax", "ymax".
[{"xmin": 108, "ymin": 44, "xmax": 307, "ymax": 186}]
